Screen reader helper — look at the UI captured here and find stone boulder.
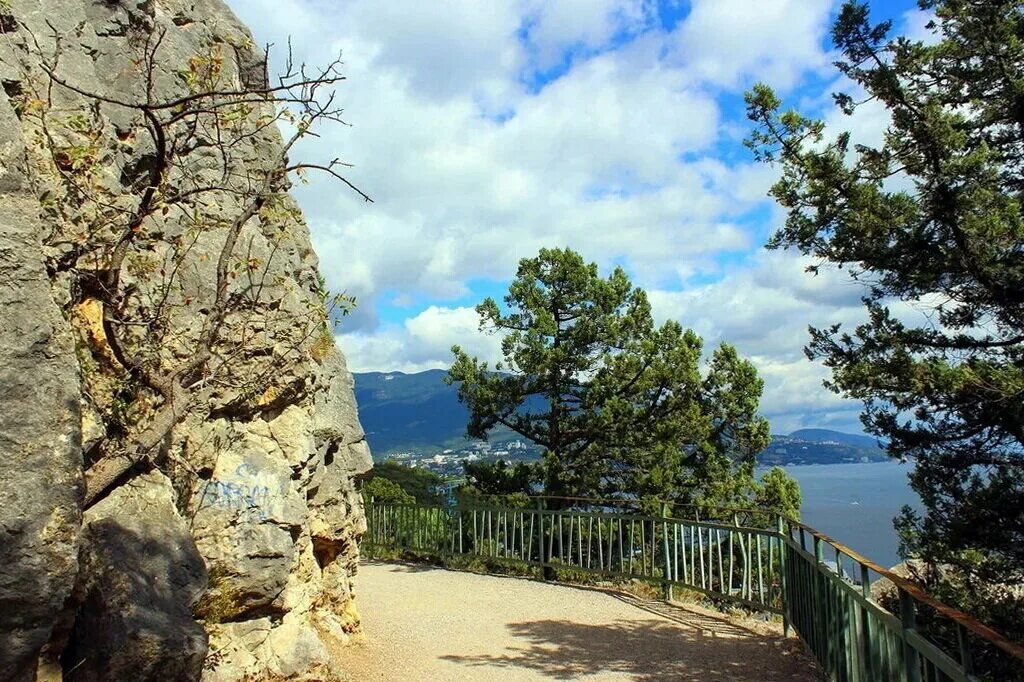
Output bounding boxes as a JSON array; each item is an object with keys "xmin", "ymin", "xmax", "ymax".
[
  {"xmin": 191, "ymin": 347, "xmax": 371, "ymax": 682},
  {"xmin": 0, "ymin": 70, "xmax": 83, "ymax": 682},
  {"xmin": 64, "ymin": 471, "xmax": 208, "ymax": 682}
]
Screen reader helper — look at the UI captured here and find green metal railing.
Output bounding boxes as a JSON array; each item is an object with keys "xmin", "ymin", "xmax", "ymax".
[{"xmin": 362, "ymin": 499, "xmax": 1024, "ymax": 681}]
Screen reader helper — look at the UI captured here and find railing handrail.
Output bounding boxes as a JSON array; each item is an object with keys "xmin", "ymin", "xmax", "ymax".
[
  {"xmin": 465, "ymin": 493, "xmax": 781, "ymax": 518},
  {"xmin": 785, "ymin": 518, "xmax": 1024, "ymax": 664},
  {"xmin": 363, "ymin": 496, "xmax": 1024, "ymax": 672},
  {"xmin": 449, "ymin": 492, "xmax": 1024, "ymax": 662}
]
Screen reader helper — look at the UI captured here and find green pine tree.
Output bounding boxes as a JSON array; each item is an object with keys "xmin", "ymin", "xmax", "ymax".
[
  {"xmin": 447, "ymin": 247, "xmax": 781, "ymax": 512},
  {"xmin": 461, "ymin": 458, "xmax": 540, "ymax": 497},
  {"xmin": 746, "ymin": 0, "xmax": 1024, "ymax": 646}
]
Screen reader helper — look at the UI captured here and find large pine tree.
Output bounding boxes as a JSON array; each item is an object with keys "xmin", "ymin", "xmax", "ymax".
[
  {"xmin": 746, "ymin": 0, "xmax": 1023, "ymax": 635},
  {"xmin": 448, "ymin": 247, "xmax": 774, "ymax": 510}
]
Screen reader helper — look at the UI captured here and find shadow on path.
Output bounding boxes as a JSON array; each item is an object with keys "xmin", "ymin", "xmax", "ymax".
[
  {"xmin": 611, "ymin": 593, "xmax": 761, "ymax": 638},
  {"xmin": 361, "ymin": 558, "xmax": 441, "ymax": 574},
  {"xmin": 356, "ymin": 561, "xmax": 818, "ymax": 681},
  {"xmin": 440, "ymin": 616, "xmax": 815, "ymax": 681}
]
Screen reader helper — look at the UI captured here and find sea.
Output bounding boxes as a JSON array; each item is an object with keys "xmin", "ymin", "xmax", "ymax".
[{"xmin": 760, "ymin": 461, "xmax": 920, "ymax": 570}]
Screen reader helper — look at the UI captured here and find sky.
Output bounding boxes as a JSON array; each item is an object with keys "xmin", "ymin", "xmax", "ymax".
[{"xmin": 225, "ymin": 0, "xmax": 932, "ymax": 436}]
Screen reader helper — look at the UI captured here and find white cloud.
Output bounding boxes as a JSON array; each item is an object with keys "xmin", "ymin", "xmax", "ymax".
[
  {"xmin": 668, "ymin": 0, "xmax": 835, "ymax": 90},
  {"xmin": 277, "ymin": 31, "xmax": 732, "ymax": 326},
  {"xmin": 339, "ymin": 0, "xmax": 525, "ymax": 101},
  {"xmin": 647, "ymin": 249, "xmax": 870, "ymax": 432},
  {"xmin": 337, "ymin": 306, "xmax": 503, "ymax": 373},
  {"xmin": 223, "ymin": 0, "xmax": 883, "ymax": 434},
  {"xmin": 339, "ymin": 249, "xmax": 874, "ymax": 433},
  {"xmin": 227, "ymin": 0, "xmax": 784, "ymax": 308},
  {"xmin": 521, "ymin": 0, "xmax": 657, "ymax": 72},
  {"xmin": 902, "ymin": 8, "xmax": 939, "ymax": 45}
]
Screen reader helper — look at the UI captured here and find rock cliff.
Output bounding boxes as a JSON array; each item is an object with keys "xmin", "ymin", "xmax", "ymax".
[{"xmin": 0, "ymin": 1, "xmax": 371, "ymax": 680}]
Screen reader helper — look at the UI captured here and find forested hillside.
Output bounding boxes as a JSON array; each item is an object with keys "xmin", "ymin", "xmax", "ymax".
[{"xmin": 353, "ymin": 370, "xmax": 886, "ymax": 464}]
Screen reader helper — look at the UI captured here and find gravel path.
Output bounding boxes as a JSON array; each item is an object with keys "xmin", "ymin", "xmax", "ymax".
[{"xmin": 342, "ymin": 561, "xmax": 819, "ymax": 681}]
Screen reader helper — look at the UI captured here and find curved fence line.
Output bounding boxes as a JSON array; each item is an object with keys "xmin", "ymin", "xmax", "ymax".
[{"xmin": 361, "ymin": 499, "xmax": 1024, "ymax": 682}]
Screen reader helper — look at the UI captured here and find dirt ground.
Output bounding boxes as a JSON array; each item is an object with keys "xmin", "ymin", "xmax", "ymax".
[{"xmin": 341, "ymin": 561, "xmax": 819, "ymax": 681}]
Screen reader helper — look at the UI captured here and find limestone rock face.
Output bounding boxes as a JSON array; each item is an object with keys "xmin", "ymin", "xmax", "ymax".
[
  {"xmin": 0, "ymin": 0, "xmax": 371, "ymax": 679},
  {"xmin": 0, "ymin": 72, "xmax": 83, "ymax": 682},
  {"xmin": 191, "ymin": 348, "xmax": 372, "ymax": 682},
  {"xmin": 65, "ymin": 472, "xmax": 208, "ymax": 682}
]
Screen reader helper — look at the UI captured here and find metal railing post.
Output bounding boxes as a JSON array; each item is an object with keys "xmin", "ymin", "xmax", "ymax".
[
  {"xmin": 537, "ymin": 497, "xmax": 547, "ymax": 580},
  {"xmin": 956, "ymin": 623, "xmax": 974, "ymax": 677},
  {"xmin": 860, "ymin": 562, "xmax": 873, "ymax": 681},
  {"xmin": 899, "ymin": 590, "xmax": 922, "ymax": 682},
  {"xmin": 661, "ymin": 503, "xmax": 672, "ymax": 601},
  {"xmin": 814, "ymin": 535, "xmax": 827, "ymax": 669},
  {"xmin": 777, "ymin": 515, "xmax": 790, "ymax": 637}
]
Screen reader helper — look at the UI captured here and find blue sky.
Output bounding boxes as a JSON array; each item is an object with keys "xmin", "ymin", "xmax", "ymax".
[{"xmin": 228, "ymin": 0, "xmax": 930, "ymax": 435}]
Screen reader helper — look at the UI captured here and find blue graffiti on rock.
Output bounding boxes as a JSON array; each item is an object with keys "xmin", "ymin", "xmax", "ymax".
[{"xmin": 198, "ymin": 462, "xmax": 291, "ymax": 521}]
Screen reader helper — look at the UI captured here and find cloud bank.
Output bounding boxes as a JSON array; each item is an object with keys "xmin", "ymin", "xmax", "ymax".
[{"xmin": 227, "ymin": 0, "xmax": 924, "ymax": 434}]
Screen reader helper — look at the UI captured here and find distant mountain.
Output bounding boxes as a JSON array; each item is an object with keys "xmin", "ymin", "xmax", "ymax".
[
  {"xmin": 352, "ymin": 370, "xmax": 469, "ymax": 455},
  {"xmin": 760, "ymin": 429, "xmax": 887, "ymax": 466},
  {"xmin": 352, "ymin": 370, "xmax": 888, "ymax": 464},
  {"xmin": 787, "ymin": 428, "xmax": 881, "ymax": 450},
  {"xmin": 353, "ymin": 369, "xmax": 546, "ymax": 456}
]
